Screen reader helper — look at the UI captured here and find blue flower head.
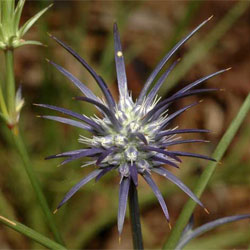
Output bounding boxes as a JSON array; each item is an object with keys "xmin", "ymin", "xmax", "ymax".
[{"xmin": 36, "ymin": 16, "xmax": 229, "ymax": 235}]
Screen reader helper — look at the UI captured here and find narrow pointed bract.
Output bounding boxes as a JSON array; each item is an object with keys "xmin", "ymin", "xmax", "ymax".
[
  {"xmin": 161, "ymin": 139, "xmax": 209, "ymax": 147},
  {"xmin": 137, "ymin": 16, "xmax": 213, "ymax": 103},
  {"xmin": 95, "ymin": 166, "xmax": 114, "ymax": 182},
  {"xmin": 143, "ymin": 172, "xmax": 170, "ymax": 222},
  {"xmin": 152, "ymin": 167, "xmax": 204, "ymax": 208},
  {"xmin": 47, "ymin": 60, "xmax": 100, "ymax": 103},
  {"xmin": 118, "ymin": 177, "xmax": 130, "ymax": 235},
  {"xmin": 74, "ymin": 96, "xmax": 121, "ymax": 130},
  {"xmin": 56, "ymin": 169, "xmax": 102, "ymax": 209},
  {"xmin": 39, "ymin": 115, "xmax": 93, "ymax": 132},
  {"xmin": 48, "ymin": 34, "xmax": 116, "ymax": 109},
  {"xmin": 156, "ymin": 129, "xmax": 210, "ymax": 140},
  {"xmin": 38, "ymin": 19, "xmax": 227, "ymax": 236},
  {"xmin": 145, "ymin": 59, "xmax": 180, "ymax": 107},
  {"xmin": 129, "ymin": 164, "xmax": 138, "ymax": 186},
  {"xmin": 35, "ymin": 103, "xmax": 104, "ymax": 132},
  {"xmin": 113, "ymin": 23, "xmax": 128, "ymax": 100}
]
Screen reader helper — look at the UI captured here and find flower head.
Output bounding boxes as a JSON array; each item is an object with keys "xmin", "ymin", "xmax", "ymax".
[{"xmin": 37, "ymin": 17, "xmax": 228, "ymax": 235}]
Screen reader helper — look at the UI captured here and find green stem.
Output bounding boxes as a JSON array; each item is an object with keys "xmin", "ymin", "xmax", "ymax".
[
  {"xmin": 4, "ymin": 49, "xmax": 15, "ymax": 117},
  {"xmin": 163, "ymin": 94, "xmax": 250, "ymax": 249},
  {"xmin": 128, "ymin": 183, "xmax": 144, "ymax": 250},
  {"xmin": 0, "ymin": 81, "xmax": 8, "ymax": 117},
  {"xmin": 0, "ymin": 215, "xmax": 66, "ymax": 250},
  {"xmin": 12, "ymin": 129, "xmax": 65, "ymax": 245}
]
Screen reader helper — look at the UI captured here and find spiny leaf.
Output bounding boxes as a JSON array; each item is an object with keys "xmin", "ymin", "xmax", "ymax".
[
  {"xmin": 13, "ymin": 0, "xmax": 25, "ymax": 33},
  {"xmin": 18, "ymin": 3, "xmax": 52, "ymax": 38}
]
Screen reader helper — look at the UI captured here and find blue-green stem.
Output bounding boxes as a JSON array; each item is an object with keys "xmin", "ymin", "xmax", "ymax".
[
  {"xmin": 12, "ymin": 130, "xmax": 64, "ymax": 245},
  {"xmin": 0, "ymin": 215, "xmax": 66, "ymax": 250},
  {"xmin": 4, "ymin": 49, "xmax": 15, "ymax": 118},
  {"xmin": 163, "ymin": 93, "xmax": 250, "ymax": 249},
  {"xmin": 129, "ymin": 183, "xmax": 144, "ymax": 250}
]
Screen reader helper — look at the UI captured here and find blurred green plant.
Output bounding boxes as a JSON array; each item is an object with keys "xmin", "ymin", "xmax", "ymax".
[
  {"xmin": 0, "ymin": 0, "xmax": 51, "ymax": 128},
  {"xmin": 0, "ymin": 0, "xmax": 64, "ymax": 246},
  {"xmin": 164, "ymin": 93, "xmax": 250, "ymax": 249},
  {"xmin": 0, "ymin": 1, "xmax": 249, "ymax": 249},
  {"xmin": 0, "ymin": 215, "xmax": 66, "ymax": 249}
]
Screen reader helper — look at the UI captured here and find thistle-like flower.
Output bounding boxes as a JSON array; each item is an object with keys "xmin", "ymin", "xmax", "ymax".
[{"xmin": 36, "ymin": 17, "xmax": 229, "ymax": 235}]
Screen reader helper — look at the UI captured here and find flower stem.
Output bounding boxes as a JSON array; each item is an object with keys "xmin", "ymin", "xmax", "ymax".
[
  {"xmin": 11, "ymin": 128, "xmax": 65, "ymax": 245},
  {"xmin": 0, "ymin": 215, "xmax": 66, "ymax": 250},
  {"xmin": 128, "ymin": 183, "xmax": 144, "ymax": 250},
  {"xmin": 163, "ymin": 93, "xmax": 250, "ymax": 249},
  {"xmin": 4, "ymin": 49, "xmax": 15, "ymax": 117}
]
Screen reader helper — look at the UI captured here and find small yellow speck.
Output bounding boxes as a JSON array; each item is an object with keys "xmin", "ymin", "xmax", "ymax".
[
  {"xmin": 204, "ymin": 208, "xmax": 210, "ymax": 214},
  {"xmin": 207, "ymin": 15, "xmax": 213, "ymax": 21},
  {"xmin": 13, "ymin": 126, "xmax": 19, "ymax": 136},
  {"xmin": 117, "ymin": 51, "xmax": 123, "ymax": 57},
  {"xmin": 53, "ymin": 209, "xmax": 58, "ymax": 214}
]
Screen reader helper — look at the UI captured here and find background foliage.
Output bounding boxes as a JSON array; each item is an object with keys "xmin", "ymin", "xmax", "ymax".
[{"xmin": 0, "ymin": 1, "xmax": 249, "ymax": 249}]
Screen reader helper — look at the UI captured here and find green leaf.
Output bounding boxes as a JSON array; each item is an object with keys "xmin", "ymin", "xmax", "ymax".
[
  {"xmin": 0, "ymin": 23, "xmax": 4, "ymax": 41},
  {"xmin": 0, "ymin": 80, "xmax": 8, "ymax": 117},
  {"xmin": 0, "ymin": 0, "xmax": 2, "ymax": 23},
  {"xmin": 1, "ymin": 0, "xmax": 14, "ymax": 36},
  {"xmin": 0, "ymin": 215, "xmax": 66, "ymax": 250},
  {"xmin": 176, "ymin": 214, "xmax": 250, "ymax": 249},
  {"xmin": 183, "ymin": 230, "xmax": 249, "ymax": 249},
  {"xmin": 13, "ymin": 0, "xmax": 25, "ymax": 33},
  {"xmin": 17, "ymin": 3, "xmax": 52, "ymax": 38},
  {"xmin": 14, "ymin": 39, "xmax": 44, "ymax": 48}
]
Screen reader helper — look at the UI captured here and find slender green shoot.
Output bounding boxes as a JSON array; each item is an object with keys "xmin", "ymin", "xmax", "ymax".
[
  {"xmin": 12, "ymin": 129, "xmax": 64, "ymax": 245},
  {"xmin": 0, "ymin": 215, "xmax": 67, "ymax": 250},
  {"xmin": 4, "ymin": 50, "xmax": 15, "ymax": 118}
]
